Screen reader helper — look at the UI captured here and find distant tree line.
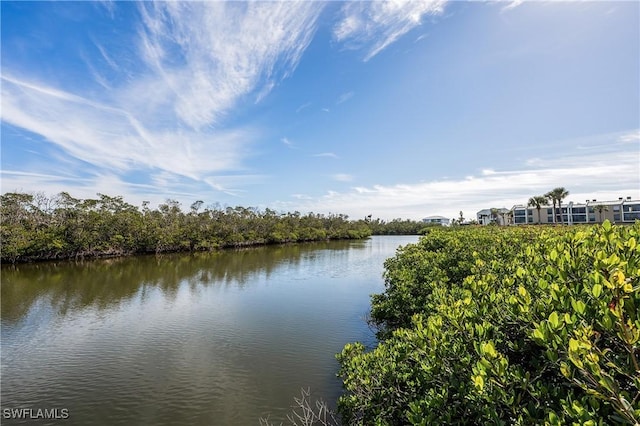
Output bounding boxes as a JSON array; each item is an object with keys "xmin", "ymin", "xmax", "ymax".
[
  {"xmin": 366, "ymin": 217, "xmax": 433, "ymax": 235},
  {"xmin": 0, "ymin": 192, "xmax": 374, "ymax": 263}
]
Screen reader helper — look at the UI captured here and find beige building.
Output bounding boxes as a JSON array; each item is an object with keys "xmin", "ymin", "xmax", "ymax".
[{"xmin": 511, "ymin": 196, "xmax": 640, "ymax": 225}]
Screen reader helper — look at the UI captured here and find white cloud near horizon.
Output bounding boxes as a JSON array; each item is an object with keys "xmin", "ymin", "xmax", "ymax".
[
  {"xmin": 0, "ymin": 168, "xmax": 269, "ymax": 210},
  {"xmin": 3, "ymin": 137, "xmax": 637, "ymax": 219},
  {"xmin": 334, "ymin": 0, "xmax": 447, "ymax": 61},
  {"xmin": 619, "ymin": 130, "xmax": 640, "ymax": 143},
  {"xmin": 275, "ymin": 142, "xmax": 640, "ymax": 220}
]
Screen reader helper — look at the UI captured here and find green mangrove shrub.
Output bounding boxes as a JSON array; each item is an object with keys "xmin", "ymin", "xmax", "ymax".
[{"xmin": 338, "ymin": 223, "xmax": 639, "ymax": 425}]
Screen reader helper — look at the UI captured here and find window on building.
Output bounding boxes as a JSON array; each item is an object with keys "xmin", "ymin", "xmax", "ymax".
[{"xmin": 572, "ymin": 214, "xmax": 587, "ymax": 223}]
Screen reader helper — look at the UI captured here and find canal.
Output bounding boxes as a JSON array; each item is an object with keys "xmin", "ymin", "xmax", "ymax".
[{"xmin": 1, "ymin": 236, "xmax": 419, "ymax": 425}]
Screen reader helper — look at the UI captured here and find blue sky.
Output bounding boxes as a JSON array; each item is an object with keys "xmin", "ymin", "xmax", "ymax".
[{"xmin": 2, "ymin": 1, "xmax": 638, "ymax": 220}]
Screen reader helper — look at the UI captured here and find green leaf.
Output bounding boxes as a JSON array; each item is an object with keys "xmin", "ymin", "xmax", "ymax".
[
  {"xmin": 548, "ymin": 311, "xmax": 560, "ymax": 329},
  {"xmin": 533, "ymin": 327, "xmax": 545, "ymax": 343},
  {"xmin": 473, "ymin": 375, "xmax": 484, "ymax": 391},
  {"xmin": 482, "ymin": 341, "xmax": 498, "ymax": 358},
  {"xmin": 591, "ymin": 283, "xmax": 602, "ymax": 298},
  {"xmin": 571, "ymin": 299, "xmax": 586, "ymax": 315},
  {"xmin": 518, "ymin": 286, "xmax": 527, "ymax": 298},
  {"xmin": 563, "ymin": 313, "xmax": 572, "ymax": 325},
  {"xmin": 569, "ymin": 338, "xmax": 579, "ymax": 352}
]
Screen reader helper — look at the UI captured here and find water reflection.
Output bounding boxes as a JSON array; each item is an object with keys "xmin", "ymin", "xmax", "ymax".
[
  {"xmin": 1, "ymin": 240, "xmax": 361, "ymax": 323},
  {"xmin": 1, "ymin": 236, "xmax": 418, "ymax": 426}
]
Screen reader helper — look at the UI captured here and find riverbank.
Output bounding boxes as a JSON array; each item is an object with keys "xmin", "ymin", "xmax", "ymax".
[{"xmin": 1, "ymin": 192, "xmax": 375, "ymax": 264}]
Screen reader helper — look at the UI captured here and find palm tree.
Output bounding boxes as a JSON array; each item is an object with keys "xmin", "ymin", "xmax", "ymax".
[
  {"xmin": 544, "ymin": 191, "xmax": 557, "ymax": 223},
  {"xmin": 528, "ymin": 195, "xmax": 549, "ymax": 225},
  {"xmin": 546, "ymin": 187, "xmax": 569, "ymax": 224},
  {"xmin": 490, "ymin": 208, "xmax": 499, "ymax": 225},
  {"xmin": 594, "ymin": 204, "xmax": 608, "ymax": 223}
]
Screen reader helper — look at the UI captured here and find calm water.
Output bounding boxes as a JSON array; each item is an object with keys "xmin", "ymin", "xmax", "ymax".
[{"xmin": 1, "ymin": 236, "xmax": 418, "ymax": 425}]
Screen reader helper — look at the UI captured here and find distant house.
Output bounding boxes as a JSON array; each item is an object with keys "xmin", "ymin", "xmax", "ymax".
[
  {"xmin": 422, "ymin": 215, "xmax": 450, "ymax": 226},
  {"xmin": 476, "ymin": 208, "xmax": 510, "ymax": 226}
]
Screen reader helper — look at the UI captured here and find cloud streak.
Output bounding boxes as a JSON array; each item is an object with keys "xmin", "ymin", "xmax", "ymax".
[
  {"xmin": 332, "ymin": 173, "xmax": 354, "ymax": 182},
  {"xmin": 336, "ymin": 91, "xmax": 354, "ymax": 104},
  {"xmin": 313, "ymin": 152, "xmax": 339, "ymax": 159},
  {"xmin": 1, "ymin": 75, "xmax": 249, "ymax": 180},
  {"xmin": 334, "ymin": 0, "xmax": 447, "ymax": 61}
]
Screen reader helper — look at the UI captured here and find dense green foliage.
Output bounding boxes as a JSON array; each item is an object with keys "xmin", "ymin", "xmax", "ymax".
[
  {"xmin": 0, "ymin": 192, "xmax": 371, "ymax": 263},
  {"xmin": 338, "ymin": 224, "xmax": 640, "ymax": 425},
  {"xmin": 366, "ymin": 218, "xmax": 434, "ymax": 235}
]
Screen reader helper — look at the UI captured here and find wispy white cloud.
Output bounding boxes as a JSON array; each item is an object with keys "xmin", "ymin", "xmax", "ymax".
[
  {"xmin": 281, "ymin": 137, "xmax": 294, "ymax": 148},
  {"xmin": 0, "ymin": 169, "xmax": 198, "ymax": 208},
  {"xmin": 331, "ymin": 173, "xmax": 354, "ymax": 182},
  {"xmin": 296, "ymin": 102, "xmax": 312, "ymax": 113},
  {"xmin": 334, "ymin": 0, "xmax": 447, "ymax": 61},
  {"xmin": 336, "ymin": 91, "xmax": 355, "ymax": 104},
  {"xmin": 255, "ymin": 81, "xmax": 276, "ymax": 104},
  {"xmin": 1, "ymin": 166, "xmax": 271, "ymax": 209},
  {"xmin": 2, "ymin": 2, "xmax": 325, "ymax": 198},
  {"xmin": 275, "ymin": 143, "xmax": 640, "ymax": 220},
  {"xmin": 313, "ymin": 152, "xmax": 339, "ymax": 159},
  {"xmin": 291, "ymin": 193, "xmax": 312, "ymax": 200},
  {"xmin": 137, "ymin": 1, "xmax": 324, "ymax": 129},
  {"xmin": 619, "ymin": 130, "xmax": 640, "ymax": 143},
  {"xmin": 97, "ymin": 0, "xmax": 116, "ymax": 19},
  {"xmin": 501, "ymin": 0, "xmax": 524, "ymax": 13},
  {"xmin": 94, "ymin": 42, "xmax": 119, "ymax": 71},
  {"xmin": 1, "ymin": 75, "xmax": 249, "ymax": 180}
]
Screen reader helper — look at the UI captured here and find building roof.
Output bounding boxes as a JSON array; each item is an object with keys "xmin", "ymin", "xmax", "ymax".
[
  {"xmin": 477, "ymin": 208, "xmax": 509, "ymax": 215},
  {"xmin": 423, "ymin": 215, "xmax": 450, "ymax": 220}
]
